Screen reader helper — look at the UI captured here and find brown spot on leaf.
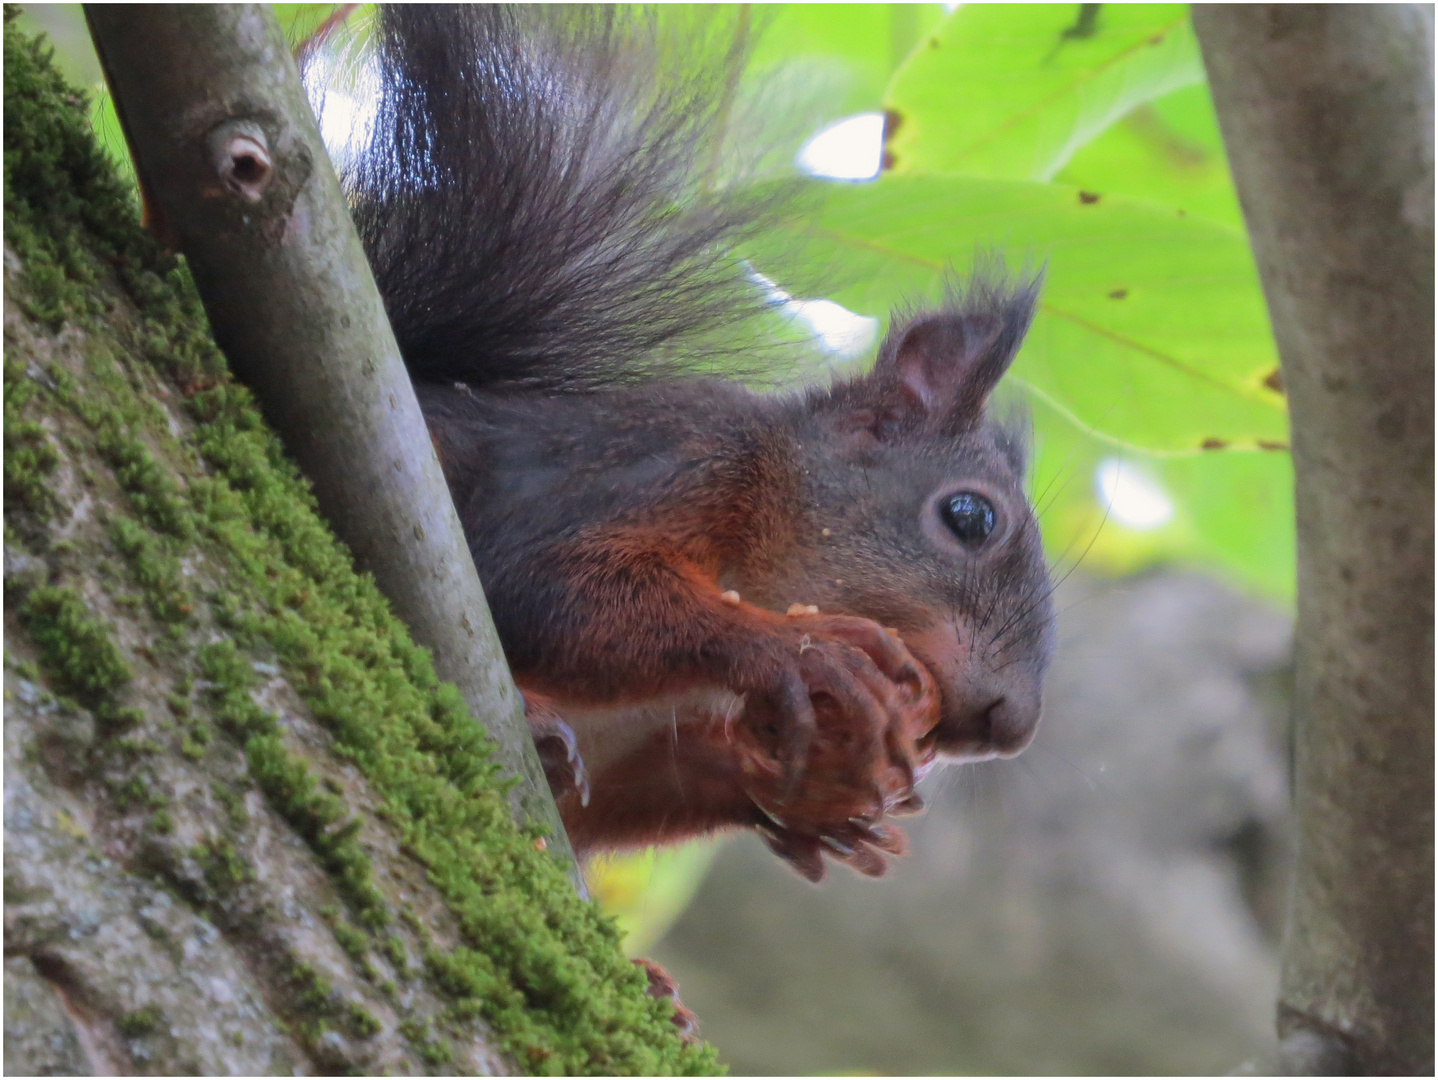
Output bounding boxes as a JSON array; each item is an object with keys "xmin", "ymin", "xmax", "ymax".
[
  {"xmin": 881, "ymin": 150, "xmax": 897, "ymax": 172},
  {"xmin": 882, "ymin": 109, "xmax": 904, "ymax": 142},
  {"xmin": 1149, "ymin": 33, "xmax": 1167, "ymax": 46},
  {"xmin": 1108, "ymin": 289, "xmax": 1128, "ymax": 300},
  {"xmin": 1257, "ymin": 440, "xmax": 1288, "ymax": 452},
  {"xmin": 1078, "ymin": 191, "xmax": 1101, "ymax": 205},
  {"xmin": 1263, "ymin": 368, "xmax": 1285, "ymax": 394},
  {"xmin": 1200, "ymin": 438, "xmax": 1229, "ymax": 451}
]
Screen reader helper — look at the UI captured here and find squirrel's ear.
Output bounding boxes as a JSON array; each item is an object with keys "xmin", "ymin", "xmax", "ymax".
[
  {"xmin": 873, "ymin": 309, "xmax": 1019, "ymax": 430},
  {"xmin": 835, "ymin": 274, "xmax": 1039, "ymax": 440}
]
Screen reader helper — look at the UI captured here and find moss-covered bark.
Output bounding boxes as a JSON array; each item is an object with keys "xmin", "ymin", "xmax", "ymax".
[{"xmin": 3, "ymin": 13, "xmax": 718, "ymax": 1075}]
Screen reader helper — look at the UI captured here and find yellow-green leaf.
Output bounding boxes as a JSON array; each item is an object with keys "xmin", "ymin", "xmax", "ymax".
[
  {"xmin": 885, "ymin": 4, "xmax": 1203, "ymax": 180},
  {"xmin": 758, "ymin": 174, "xmax": 1286, "ymax": 453},
  {"xmin": 1055, "ymin": 82, "xmax": 1244, "ymax": 227}
]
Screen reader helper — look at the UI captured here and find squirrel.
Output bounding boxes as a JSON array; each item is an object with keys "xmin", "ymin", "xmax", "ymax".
[{"xmin": 304, "ymin": 5, "xmax": 1056, "ymax": 884}]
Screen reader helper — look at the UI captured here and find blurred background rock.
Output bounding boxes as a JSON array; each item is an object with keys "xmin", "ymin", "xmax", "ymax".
[{"xmin": 648, "ymin": 570, "xmax": 1292, "ymax": 1076}]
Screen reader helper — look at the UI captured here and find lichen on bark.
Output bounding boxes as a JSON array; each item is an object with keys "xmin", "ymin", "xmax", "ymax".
[{"xmin": 3, "ymin": 13, "xmax": 718, "ymax": 1075}]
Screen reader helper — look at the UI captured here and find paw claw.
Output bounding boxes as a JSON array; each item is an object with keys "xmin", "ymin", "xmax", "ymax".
[
  {"xmin": 793, "ymin": 854, "xmax": 827, "ymax": 883},
  {"xmin": 752, "ymin": 798, "xmax": 788, "ymax": 830},
  {"xmin": 527, "ymin": 703, "xmax": 591, "ymax": 806},
  {"xmin": 847, "ymin": 845, "xmax": 888, "ymax": 878},
  {"xmin": 890, "ymin": 791, "xmax": 925, "ymax": 817},
  {"xmin": 853, "ymin": 820, "xmax": 908, "ymax": 856},
  {"xmin": 757, "ymin": 826, "xmax": 827, "ymax": 883}
]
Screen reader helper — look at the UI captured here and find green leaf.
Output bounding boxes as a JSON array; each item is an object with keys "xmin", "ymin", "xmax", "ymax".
[
  {"xmin": 587, "ymin": 840, "xmax": 724, "ymax": 956},
  {"xmin": 1159, "ymin": 441, "xmax": 1295, "ymax": 601},
  {"xmin": 885, "ymin": 4, "xmax": 1203, "ymax": 180},
  {"xmin": 749, "ymin": 3, "xmax": 948, "ymax": 118},
  {"xmin": 272, "ymin": 4, "xmax": 359, "ymax": 46},
  {"xmin": 1055, "ymin": 82, "xmax": 1244, "ymax": 227},
  {"xmin": 1027, "ymin": 397, "xmax": 1294, "ymax": 604},
  {"xmin": 756, "ymin": 175, "xmax": 1286, "ymax": 452}
]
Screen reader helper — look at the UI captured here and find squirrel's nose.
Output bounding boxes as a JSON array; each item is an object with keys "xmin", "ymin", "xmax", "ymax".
[
  {"xmin": 931, "ymin": 687, "xmax": 1041, "ymax": 761},
  {"xmin": 978, "ymin": 694, "xmax": 1040, "ymax": 756}
]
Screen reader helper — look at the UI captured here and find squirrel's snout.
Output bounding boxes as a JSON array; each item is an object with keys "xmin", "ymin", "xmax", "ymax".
[
  {"xmin": 903, "ymin": 622, "xmax": 1044, "ymax": 763},
  {"xmin": 925, "ymin": 689, "xmax": 1041, "ymax": 763},
  {"xmin": 953, "ymin": 692, "xmax": 1040, "ymax": 757}
]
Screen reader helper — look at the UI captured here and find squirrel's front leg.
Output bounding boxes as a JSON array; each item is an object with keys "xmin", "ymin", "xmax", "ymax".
[
  {"xmin": 512, "ymin": 535, "xmax": 933, "ymax": 771},
  {"xmin": 505, "ymin": 533, "xmax": 939, "ymax": 868},
  {"xmin": 545, "ymin": 657, "xmax": 935, "ymax": 880},
  {"xmin": 510, "ymin": 537, "xmax": 921, "ymax": 771}
]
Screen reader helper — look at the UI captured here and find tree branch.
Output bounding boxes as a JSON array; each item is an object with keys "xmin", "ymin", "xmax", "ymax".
[
  {"xmin": 84, "ymin": 5, "xmax": 581, "ymax": 882},
  {"xmin": 1193, "ymin": 6, "xmax": 1433, "ymax": 1074}
]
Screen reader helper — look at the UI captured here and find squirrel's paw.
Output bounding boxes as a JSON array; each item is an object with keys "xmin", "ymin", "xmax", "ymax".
[
  {"xmin": 524, "ymin": 693, "xmax": 590, "ymax": 807},
  {"xmin": 755, "ymin": 613, "xmax": 939, "ymax": 794},
  {"xmin": 754, "ymin": 812, "xmax": 911, "ymax": 883},
  {"xmin": 735, "ymin": 615, "xmax": 938, "ymax": 880},
  {"xmin": 741, "ymin": 613, "xmax": 939, "ymax": 809},
  {"xmin": 633, "ymin": 958, "xmax": 700, "ymax": 1041},
  {"xmin": 797, "ymin": 614, "xmax": 941, "ymax": 793}
]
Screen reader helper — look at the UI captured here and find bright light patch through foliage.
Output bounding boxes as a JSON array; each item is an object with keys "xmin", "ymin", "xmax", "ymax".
[
  {"xmin": 797, "ymin": 112, "xmax": 885, "ymax": 181},
  {"xmin": 789, "ymin": 298, "xmax": 880, "ymax": 356},
  {"xmin": 1096, "ymin": 458, "xmax": 1175, "ymax": 530},
  {"xmin": 754, "ymin": 270, "xmax": 880, "ymax": 359},
  {"xmin": 303, "ymin": 50, "xmax": 381, "ymax": 169}
]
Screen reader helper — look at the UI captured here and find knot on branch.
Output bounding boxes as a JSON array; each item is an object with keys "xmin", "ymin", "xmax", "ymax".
[{"xmin": 207, "ymin": 120, "xmax": 274, "ymax": 202}]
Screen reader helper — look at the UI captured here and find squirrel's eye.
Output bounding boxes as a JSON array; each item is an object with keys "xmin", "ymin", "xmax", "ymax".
[{"xmin": 940, "ymin": 492, "xmax": 996, "ymax": 546}]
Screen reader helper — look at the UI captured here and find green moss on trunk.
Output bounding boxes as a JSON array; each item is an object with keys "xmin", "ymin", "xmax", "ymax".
[{"xmin": 4, "ymin": 12, "xmax": 717, "ymax": 1075}]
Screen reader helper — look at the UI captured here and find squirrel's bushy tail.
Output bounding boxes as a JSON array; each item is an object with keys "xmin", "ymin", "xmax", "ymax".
[{"xmin": 310, "ymin": 5, "xmax": 784, "ymax": 392}]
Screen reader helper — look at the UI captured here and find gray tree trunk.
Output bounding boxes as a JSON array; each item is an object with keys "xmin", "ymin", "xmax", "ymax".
[
  {"xmin": 1193, "ymin": 6, "xmax": 1434, "ymax": 1074},
  {"xmin": 82, "ymin": 4, "xmax": 574, "ymax": 866}
]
